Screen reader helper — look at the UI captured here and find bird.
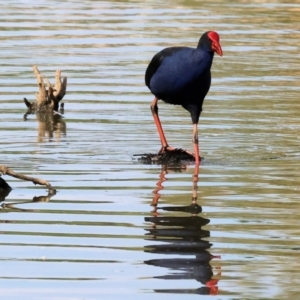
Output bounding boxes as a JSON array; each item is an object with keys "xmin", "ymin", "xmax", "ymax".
[{"xmin": 145, "ymin": 31, "xmax": 223, "ymax": 164}]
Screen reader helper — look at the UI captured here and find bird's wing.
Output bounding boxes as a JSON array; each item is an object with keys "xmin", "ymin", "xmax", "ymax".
[{"xmin": 145, "ymin": 47, "xmax": 184, "ymax": 88}]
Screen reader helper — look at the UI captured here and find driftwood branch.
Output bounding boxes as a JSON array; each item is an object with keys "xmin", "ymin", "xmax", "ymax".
[
  {"xmin": 0, "ymin": 165, "xmax": 56, "ymax": 193},
  {"xmin": 33, "ymin": 65, "xmax": 49, "ymax": 107},
  {"xmin": 24, "ymin": 65, "xmax": 67, "ymax": 113},
  {"xmin": 53, "ymin": 70, "xmax": 67, "ymax": 101}
]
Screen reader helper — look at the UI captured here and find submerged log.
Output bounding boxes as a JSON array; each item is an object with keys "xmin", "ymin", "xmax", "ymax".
[
  {"xmin": 24, "ymin": 65, "xmax": 67, "ymax": 113},
  {"xmin": 0, "ymin": 164, "xmax": 56, "ymax": 193},
  {"xmin": 134, "ymin": 148, "xmax": 198, "ymax": 165}
]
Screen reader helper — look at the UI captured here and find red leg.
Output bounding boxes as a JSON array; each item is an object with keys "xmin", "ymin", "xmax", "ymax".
[
  {"xmin": 193, "ymin": 123, "xmax": 200, "ymax": 164},
  {"xmin": 192, "ymin": 163, "xmax": 199, "ymax": 203},
  {"xmin": 150, "ymin": 97, "xmax": 175, "ymax": 153},
  {"xmin": 150, "ymin": 97, "xmax": 200, "ymax": 162}
]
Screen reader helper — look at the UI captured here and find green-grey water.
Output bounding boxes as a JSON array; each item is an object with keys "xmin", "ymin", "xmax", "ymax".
[{"xmin": 1, "ymin": 1, "xmax": 300, "ymax": 299}]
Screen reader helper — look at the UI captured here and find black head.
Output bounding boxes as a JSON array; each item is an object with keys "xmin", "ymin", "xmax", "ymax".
[{"xmin": 197, "ymin": 31, "xmax": 223, "ymax": 56}]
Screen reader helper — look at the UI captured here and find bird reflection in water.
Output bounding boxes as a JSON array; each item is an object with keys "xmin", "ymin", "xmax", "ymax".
[
  {"xmin": 24, "ymin": 103, "xmax": 66, "ymax": 143},
  {"xmin": 144, "ymin": 164, "xmax": 221, "ymax": 295}
]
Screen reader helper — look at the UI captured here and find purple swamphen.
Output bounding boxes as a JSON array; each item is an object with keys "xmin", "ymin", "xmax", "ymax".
[{"xmin": 145, "ymin": 31, "xmax": 223, "ymax": 164}]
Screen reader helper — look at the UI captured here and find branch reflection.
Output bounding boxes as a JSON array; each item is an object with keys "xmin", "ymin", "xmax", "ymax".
[
  {"xmin": 144, "ymin": 164, "xmax": 221, "ymax": 295},
  {"xmin": 0, "ymin": 190, "xmax": 56, "ymax": 212},
  {"xmin": 24, "ymin": 108, "xmax": 66, "ymax": 143}
]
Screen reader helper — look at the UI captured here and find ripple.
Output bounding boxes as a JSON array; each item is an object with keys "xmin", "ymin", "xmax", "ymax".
[{"xmin": 1, "ymin": 1, "xmax": 300, "ymax": 299}]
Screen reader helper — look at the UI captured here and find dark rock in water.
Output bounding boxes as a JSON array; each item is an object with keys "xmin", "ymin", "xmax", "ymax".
[
  {"xmin": 134, "ymin": 148, "xmax": 200, "ymax": 164},
  {"xmin": 0, "ymin": 177, "xmax": 12, "ymax": 202},
  {"xmin": 0, "ymin": 177, "xmax": 12, "ymax": 191}
]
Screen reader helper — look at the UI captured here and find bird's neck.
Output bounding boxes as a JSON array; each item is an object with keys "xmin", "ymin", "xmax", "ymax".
[{"xmin": 193, "ymin": 48, "xmax": 214, "ymax": 69}]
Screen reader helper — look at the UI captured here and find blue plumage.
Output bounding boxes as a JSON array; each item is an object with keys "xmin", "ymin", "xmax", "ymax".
[{"xmin": 149, "ymin": 47, "xmax": 213, "ymax": 103}]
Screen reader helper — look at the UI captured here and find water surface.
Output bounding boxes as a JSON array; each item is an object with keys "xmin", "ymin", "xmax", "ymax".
[{"xmin": 1, "ymin": 1, "xmax": 300, "ymax": 299}]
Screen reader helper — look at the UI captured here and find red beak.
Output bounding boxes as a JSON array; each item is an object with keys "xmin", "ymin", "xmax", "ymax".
[{"xmin": 212, "ymin": 41, "xmax": 223, "ymax": 57}]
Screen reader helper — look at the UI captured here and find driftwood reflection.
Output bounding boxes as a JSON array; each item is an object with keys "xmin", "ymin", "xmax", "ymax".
[
  {"xmin": 0, "ymin": 190, "xmax": 56, "ymax": 212},
  {"xmin": 24, "ymin": 106, "xmax": 66, "ymax": 143},
  {"xmin": 144, "ymin": 164, "xmax": 221, "ymax": 295}
]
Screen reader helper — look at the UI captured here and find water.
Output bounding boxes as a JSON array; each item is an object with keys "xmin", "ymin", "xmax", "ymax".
[{"xmin": 1, "ymin": 0, "xmax": 300, "ymax": 299}]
